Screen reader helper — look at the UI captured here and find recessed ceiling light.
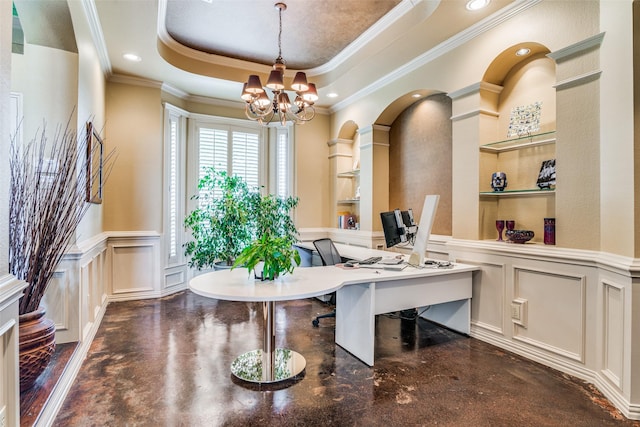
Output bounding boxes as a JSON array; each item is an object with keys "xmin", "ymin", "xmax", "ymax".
[
  {"xmin": 123, "ymin": 53, "xmax": 142, "ymax": 62},
  {"xmin": 515, "ymin": 48, "xmax": 531, "ymax": 56},
  {"xmin": 327, "ymin": 93, "xmax": 339, "ymax": 98},
  {"xmin": 466, "ymin": 0, "xmax": 490, "ymax": 11}
]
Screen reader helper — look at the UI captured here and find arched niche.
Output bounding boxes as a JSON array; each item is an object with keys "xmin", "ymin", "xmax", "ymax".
[
  {"xmin": 380, "ymin": 90, "xmax": 453, "ymax": 236},
  {"xmin": 483, "ymin": 42, "xmax": 555, "ymax": 135},
  {"xmin": 477, "ymin": 42, "xmax": 556, "ymax": 242},
  {"xmin": 336, "ymin": 120, "xmax": 359, "ymax": 141}
]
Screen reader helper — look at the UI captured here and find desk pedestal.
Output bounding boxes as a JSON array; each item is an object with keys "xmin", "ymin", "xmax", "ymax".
[
  {"xmin": 230, "ymin": 301, "xmax": 306, "ymax": 383},
  {"xmin": 336, "ymin": 271, "xmax": 472, "ymax": 366}
]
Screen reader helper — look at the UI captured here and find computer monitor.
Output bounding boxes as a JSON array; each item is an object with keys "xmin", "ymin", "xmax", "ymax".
[
  {"xmin": 380, "ymin": 195, "xmax": 440, "ymax": 265},
  {"xmin": 380, "ymin": 210, "xmax": 402, "ymax": 248},
  {"xmin": 380, "ymin": 208, "xmax": 417, "ymax": 249}
]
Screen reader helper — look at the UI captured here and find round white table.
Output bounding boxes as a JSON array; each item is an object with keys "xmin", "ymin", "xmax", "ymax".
[{"xmin": 189, "ymin": 267, "xmax": 345, "ymax": 384}]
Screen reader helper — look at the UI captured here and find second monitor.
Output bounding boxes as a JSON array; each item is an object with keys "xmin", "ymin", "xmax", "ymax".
[{"xmin": 380, "ymin": 208, "xmax": 417, "ymax": 249}]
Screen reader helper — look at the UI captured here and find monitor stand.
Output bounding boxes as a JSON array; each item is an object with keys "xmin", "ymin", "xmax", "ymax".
[{"xmin": 408, "ymin": 195, "xmax": 439, "ymax": 267}]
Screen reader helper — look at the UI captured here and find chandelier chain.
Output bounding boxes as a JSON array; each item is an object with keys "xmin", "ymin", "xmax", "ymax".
[{"xmin": 277, "ymin": 5, "xmax": 283, "ymax": 61}]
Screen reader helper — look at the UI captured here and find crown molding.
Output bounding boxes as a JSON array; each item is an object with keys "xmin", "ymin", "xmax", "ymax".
[
  {"xmin": 109, "ymin": 73, "xmax": 162, "ymax": 89},
  {"xmin": 82, "ymin": 0, "xmax": 112, "ymax": 77},
  {"xmin": 331, "ymin": 0, "xmax": 542, "ymax": 113},
  {"xmin": 309, "ymin": 0, "xmax": 424, "ymax": 76}
]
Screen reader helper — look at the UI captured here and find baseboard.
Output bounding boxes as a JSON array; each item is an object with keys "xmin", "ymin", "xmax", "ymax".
[
  {"xmin": 470, "ymin": 325, "xmax": 639, "ymax": 421},
  {"xmin": 34, "ymin": 295, "xmax": 109, "ymax": 427}
]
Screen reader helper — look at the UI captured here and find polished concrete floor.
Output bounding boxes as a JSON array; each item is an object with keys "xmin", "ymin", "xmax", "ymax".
[{"xmin": 53, "ymin": 291, "xmax": 639, "ymax": 426}]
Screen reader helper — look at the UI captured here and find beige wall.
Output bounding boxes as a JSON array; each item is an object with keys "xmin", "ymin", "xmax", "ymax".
[
  {"xmin": 69, "ymin": 0, "xmax": 107, "ymax": 242},
  {"xmin": 104, "ymin": 82, "xmax": 163, "ymax": 232},
  {"xmin": 10, "ymin": 44, "xmax": 78, "ymax": 144},
  {"xmin": 293, "ymin": 112, "xmax": 331, "ymax": 228}
]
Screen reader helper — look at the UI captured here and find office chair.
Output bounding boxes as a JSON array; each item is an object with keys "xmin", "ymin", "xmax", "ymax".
[{"xmin": 311, "ymin": 238, "xmax": 343, "ymax": 327}]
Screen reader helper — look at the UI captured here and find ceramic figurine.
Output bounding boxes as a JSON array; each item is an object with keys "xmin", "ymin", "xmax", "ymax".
[{"xmin": 491, "ymin": 172, "xmax": 508, "ymax": 192}]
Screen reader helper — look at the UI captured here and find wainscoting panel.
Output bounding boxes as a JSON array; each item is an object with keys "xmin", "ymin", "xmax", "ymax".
[
  {"xmin": 512, "ymin": 266, "xmax": 586, "ymax": 363},
  {"xmin": 43, "ymin": 263, "xmax": 79, "ymax": 344},
  {"xmin": 108, "ymin": 234, "xmax": 161, "ymax": 300},
  {"xmin": 164, "ymin": 264, "xmax": 187, "ymax": 291},
  {"xmin": 464, "ymin": 259, "xmax": 505, "ymax": 335},
  {"xmin": 601, "ymin": 280, "xmax": 624, "ymax": 388},
  {"xmin": 0, "ymin": 275, "xmax": 27, "ymax": 427}
]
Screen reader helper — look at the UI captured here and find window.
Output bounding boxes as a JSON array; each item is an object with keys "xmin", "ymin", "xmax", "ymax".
[
  {"xmin": 191, "ymin": 117, "xmax": 266, "ymax": 200},
  {"xmin": 275, "ymin": 127, "xmax": 293, "ymax": 198},
  {"xmin": 163, "ymin": 104, "xmax": 294, "ymax": 274},
  {"xmin": 163, "ymin": 104, "xmax": 187, "ymax": 265}
]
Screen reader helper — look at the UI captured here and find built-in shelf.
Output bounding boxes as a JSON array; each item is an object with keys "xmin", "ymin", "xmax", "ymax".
[
  {"xmin": 480, "ymin": 131, "xmax": 556, "ymax": 153},
  {"xmin": 337, "ymin": 169, "xmax": 360, "ymax": 178},
  {"xmin": 480, "ymin": 189, "xmax": 555, "ymax": 197},
  {"xmin": 338, "ymin": 199, "xmax": 360, "ymax": 204}
]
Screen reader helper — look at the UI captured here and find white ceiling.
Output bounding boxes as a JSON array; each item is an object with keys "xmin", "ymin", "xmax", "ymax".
[{"xmin": 14, "ymin": 0, "xmax": 516, "ymax": 109}]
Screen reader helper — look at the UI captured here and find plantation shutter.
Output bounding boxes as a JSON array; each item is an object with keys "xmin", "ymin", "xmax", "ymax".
[
  {"xmin": 276, "ymin": 131, "xmax": 289, "ymax": 198},
  {"xmin": 232, "ymin": 130, "xmax": 260, "ymax": 190},
  {"xmin": 198, "ymin": 127, "xmax": 228, "ymax": 200},
  {"xmin": 168, "ymin": 119, "xmax": 178, "ymax": 258}
]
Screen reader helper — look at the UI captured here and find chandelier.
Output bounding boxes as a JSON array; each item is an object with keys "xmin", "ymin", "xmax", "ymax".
[{"xmin": 241, "ymin": 2, "xmax": 318, "ymax": 126}]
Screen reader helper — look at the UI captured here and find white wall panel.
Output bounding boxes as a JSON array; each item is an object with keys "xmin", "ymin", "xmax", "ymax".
[
  {"xmin": 512, "ymin": 267, "xmax": 586, "ymax": 362},
  {"xmin": 43, "ymin": 265, "xmax": 78, "ymax": 344},
  {"xmin": 164, "ymin": 265, "xmax": 186, "ymax": 290},
  {"xmin": 111, "ymin": 245, "xmax": 156, "ymax": 294},
  {"xmin": 464, "ymin": 260, "xmax": 505, "ymax": 335},
  {"xmin": 107, "ymin": 234, "xmax": 161, "ymax": 300},
  {"xmin": 602, "ymin": 280, "xmax": 624, "ymax": 388}
]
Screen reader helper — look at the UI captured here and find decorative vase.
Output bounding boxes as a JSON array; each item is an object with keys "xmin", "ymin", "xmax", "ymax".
[
  {"xmin": 544, "ymin": 218, "xmax": 556, "ymax": 245},
  {"xmin": 19, "ymin": 306, "xmax": 56, "ymax": 391}
]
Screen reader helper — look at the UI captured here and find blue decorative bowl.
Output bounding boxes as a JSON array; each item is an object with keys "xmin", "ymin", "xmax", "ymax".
[{"xmin": 505, "ymin": 229, "xmax": 534, "ymax": 244}]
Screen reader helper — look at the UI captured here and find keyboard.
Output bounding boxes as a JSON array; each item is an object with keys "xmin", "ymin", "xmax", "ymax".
[{"xmin": 358, "ymin": 256, "xmax": 382, "ymax": 265}]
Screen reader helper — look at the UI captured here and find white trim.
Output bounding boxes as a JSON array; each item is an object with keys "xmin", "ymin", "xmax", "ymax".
[
  {"xmin": 35, "ymin": 296, "xmax": 108, "ymax": 427},
  {"xmin": 553, "ymin": 70, "xmax": 602, "ymax": 91},
  {"xmin": 309, "ymin": 0, "xmax": 426, "ymax": 75},
  {"xmin": 109, "ymin": 73, "xmax": 162, "ymax": 89},
  {"xmin": 331, "ymin": 0, "xmax": 542, "ymax": 113},
  {"xmin": 81, "ymin": 0, "xmax": 112, "ymax": 76},
  {"xmin": 547, "ymin": 32, "xmax": 606, "ymax": 62},
  {"xmin": 451, "ymin": 108, "xmax": 499, "ymax": 122},
  {"xmin": 448, "ymin": 81, "xmax": 503, "ymax": 100}
]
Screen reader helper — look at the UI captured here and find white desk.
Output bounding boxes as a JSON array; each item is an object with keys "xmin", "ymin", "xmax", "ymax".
[
  {"xmin": 295, "ymin": 242, "xmax": 478, "ymax": 366},
  {"xmin": 191, "ymin": 249, "xmax": 478, "ymax": 372}
]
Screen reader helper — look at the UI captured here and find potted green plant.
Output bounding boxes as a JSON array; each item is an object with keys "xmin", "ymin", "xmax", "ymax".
[
  {"xmin": 184, "ymin": 168, "xmax": 254, "ymax": 269},
  {"xmin": 233, "ymin": 233, "xmax": 301, "ymax": 281},
  {"xmin": 233, "ymin": 193, "xmax": 301, "ymax": 280}
]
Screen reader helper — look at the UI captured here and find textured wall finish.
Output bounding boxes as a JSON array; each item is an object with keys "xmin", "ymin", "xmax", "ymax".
[{"xmin": 389, "ymin": 93, "xmax": 452, "ymax": 236}]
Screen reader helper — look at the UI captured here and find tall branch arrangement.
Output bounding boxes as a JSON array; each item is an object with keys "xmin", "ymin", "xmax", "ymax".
[{"xmin": 9, "ymin": 120, "xmax": 115, "ymax": 314}]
